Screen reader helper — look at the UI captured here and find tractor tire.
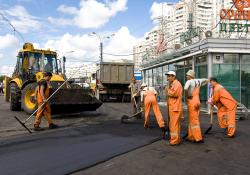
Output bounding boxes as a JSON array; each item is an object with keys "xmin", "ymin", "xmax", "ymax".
[
  {"xmin": 10, "ymin": 83, "xmax": 21, "ymax": 111},
  {"xmin": 21, "ymin": 83, "xmax": 38, "ymax": 114}
]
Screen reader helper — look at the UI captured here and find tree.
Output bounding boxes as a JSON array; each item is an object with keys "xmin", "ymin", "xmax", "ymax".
[{"xmin": 0, "ymin": 76, "xmax": 4, "ymax": 82}]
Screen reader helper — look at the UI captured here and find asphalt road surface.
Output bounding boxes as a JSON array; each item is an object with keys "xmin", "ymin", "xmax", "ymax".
[{"xmin": 0, "ymin": 95, "xmax": 250, "ymax": 175}]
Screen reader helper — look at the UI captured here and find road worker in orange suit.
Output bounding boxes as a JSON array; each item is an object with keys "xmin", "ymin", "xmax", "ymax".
[
  {"xmin": 141, "ymin": 83, "xmax": 166, "ymax": 139},
  {"xmin": 184, "ymin": 70, "xmax": 208, "ymax": 143},
  {"xmin": 34, "ymin": 72, "xmax": 58, "ymax": 131},
  {"xmin": 165, "ymin": 71, "xmax": 183, "ymax": 145},
  {"xmin": 128, "ymin": 76, "xmax": 141, "ymax": 114},
  {"xmin": 209, "ymin": 77, "xmax": 237, "ymax": 138}
]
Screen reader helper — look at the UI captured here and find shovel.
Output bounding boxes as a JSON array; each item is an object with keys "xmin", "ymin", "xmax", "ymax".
[
  {"xmin": 121, "ymin": 109, "xmax": 144, "ymax": 123},
  {"xmin": 204, "ymin": 106, "xmax": 213, "ymax": 135},
  {"xmin": 121, "ymin": 87, "xmax": 142, "ymax": 123}
]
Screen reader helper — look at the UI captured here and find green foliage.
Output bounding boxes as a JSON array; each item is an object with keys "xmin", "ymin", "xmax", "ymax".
[{"xmin": 0, "ymin": 76, "xmax": 4, "ymax": 82}]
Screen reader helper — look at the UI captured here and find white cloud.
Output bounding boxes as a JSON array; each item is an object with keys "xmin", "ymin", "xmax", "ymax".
[
  {"xmin": 0, "ymin": 34, "xmax": 19, "ymax": 50},
  {"xmin": 4, "ymin": 5, "xmax": 42, "ymax": 33},
  {"xmin": 44, "ymin": 33, "xmax": 100, "ymax": 62},
  {"xmin": 57, "ymin": 4, "xmax": 78, "ymax": 15},
  {"xmin": 49, "ymin": 0, "xmax": 128, "ymax": 29},
  {"xmin": 0, "ymin": 34, "xmax": 20, "ymax": 75},
  {"xmin": 43, "ymin": 26, "xmax": 138, "ymax": 63},
  {"xmin": 48, "ymin": 17, "xmax": 73, "ymax": 26},
  {"xmin": 0, "ymin": 65, "xmax": 14, "ymax": 76},
  {"xmin": 104, "ymin": 26, "xmax": 138, "ymax": 61},
  {"xmin": 150, "ymin": 2, "xmax": 174, "ymax": 20}
]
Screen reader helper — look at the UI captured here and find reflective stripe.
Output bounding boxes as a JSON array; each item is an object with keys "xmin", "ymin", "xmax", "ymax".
[
  {"xmin": 190, "ymin": 125, "xmax": 200, "ymax": 129},
  {"xmin": 228, "ymin": 125, "xmax": 235, "ymax": 128},
  {"xmin": 170, "ymin": 132, "xmax": 178, "ymax": 136},
  {"xmin": 223, "ymin": 115, "xmax": 228, "ymax": 120}
]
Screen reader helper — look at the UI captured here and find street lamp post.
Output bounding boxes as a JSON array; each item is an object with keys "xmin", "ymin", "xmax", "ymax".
[
  {"xmin": 100, "ymin": 42, "xmax": 103, "ymax": 63},
  {"xmin": 89, "ymin": 32, "xmax": 115, "ymax": 63},
  {"xmin": 56, "ymin": 50, "xmax": 74, "ymax": 75}
]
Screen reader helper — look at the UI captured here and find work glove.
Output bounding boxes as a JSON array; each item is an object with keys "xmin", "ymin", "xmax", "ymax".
[
  {"xmin": 207, "ymin": 98, "xmax": 212, "ymax": 104},
  {"xmin": 140, "ymin": 107, "xmax": 144, "ymax": 111}
]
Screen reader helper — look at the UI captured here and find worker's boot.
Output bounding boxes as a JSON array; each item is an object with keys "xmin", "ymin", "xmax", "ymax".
[
  {"xmin": 34, "ymin": 124, "xmax": 44, "ymax": 131},
  {"xmin": 49, "ymin": 123, "xmax": 58, "ymax": 129},
  {"xmin": 161, "ymin": 127, "xmax": 166, "ymax": 140}
]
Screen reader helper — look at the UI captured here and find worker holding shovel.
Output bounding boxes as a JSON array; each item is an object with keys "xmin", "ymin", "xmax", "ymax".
[
  {"xmin": 209, "ymin": 77, "xmax": 237, "ymax": 138},
  {"xmin": 165, "ymin": 71, "xmax": 183, "ymax": 146},
  {"xmin": 128, "ymin": 76, "xmax": 141, "ymax": 114},
  {"xmin": 34, "ymin": 72, "xmax": 58, "ymax": 131},
  {"xmin": 141, "ymin": 83, "xmax": 166, "ymax": 139}
]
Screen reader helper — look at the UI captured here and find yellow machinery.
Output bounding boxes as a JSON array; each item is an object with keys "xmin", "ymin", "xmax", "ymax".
[{"xmin": 5, "ymin": 43, "xmax": 102, "ymax": 114}]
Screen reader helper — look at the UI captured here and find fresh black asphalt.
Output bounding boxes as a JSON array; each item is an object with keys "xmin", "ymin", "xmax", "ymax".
[{"xmin": 0, "ymin": 119, "xmax": 162, "ymax": 175}]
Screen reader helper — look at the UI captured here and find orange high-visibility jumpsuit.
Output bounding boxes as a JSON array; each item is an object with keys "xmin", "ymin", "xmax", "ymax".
[
  {"xmin": 212, "ymin": 84, "xmax": 237, "ymax": 137},
  {"xmin": 167, "ymin": 79, "xmax": 183, "ymax": 145},
  {"xmin": 143, "ymin": 89, "xmax": 165, "ymax": 128},
  {"xmin": 34, "ymin": 81, "xmax": 52, "ymax": 127},
  {"xmin": 187, "ymin": 85, "xmax": 202, "ymax": 142}
]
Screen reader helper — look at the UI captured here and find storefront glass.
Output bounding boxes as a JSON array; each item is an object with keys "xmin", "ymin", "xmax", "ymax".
[
  {"xmin": 175, "ymin": 61, "xmax": 185, "ymax": 87},
  {"xmin": 148, "ymin": 69, "xmax": 153, "ymax": 87},
  {"xmin": 212, "ymin": 54, "xmax": 240, "ymax": 102},
  {"xmin": 155, "ymin": 67, "xmax": 164, "ymax": 101},
  {"xmin": 163, "ymin": 65, "xmax": 168, "ymax": 86},
  {"xmin": 195, "ymin": 55, "xmax": 208, "ymax": 107},
  {"xmin": 241, "ymin": 54, "xmax": 250, "ymax": 108}
]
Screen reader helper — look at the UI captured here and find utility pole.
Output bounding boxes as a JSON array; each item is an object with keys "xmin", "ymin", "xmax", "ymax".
[
  {"xmin": 63, "ymin": 56, "xmax": 66, "ymax": 75},
  {"xmin": 89, "ymin": 32, "xmax": 115, "ymax": 64},
  {"xmin": 100, "ymin": 42, "xmax": 103, "ymax": 63}
]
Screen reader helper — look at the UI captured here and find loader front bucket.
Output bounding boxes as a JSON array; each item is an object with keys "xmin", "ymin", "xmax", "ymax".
[{"xmin": 49, "ymin": 89, "xmax": 102, "ymax": 114}]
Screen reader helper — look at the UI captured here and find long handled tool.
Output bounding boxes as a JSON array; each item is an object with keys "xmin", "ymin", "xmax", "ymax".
[
  {"xmin": 131, "ymin": 87, "xmax": 139, "ymax": 111},
  {"xmin": 166, "ymin": 92, "xmax": 170, "ymax": 135},
  {"xmin": 14, "ymin": 71, "xmax": 80, "ymax": 133},
  {"xmin": 121, "ymin": 86, "xmax": 142, "ymax": 123},
  {"xmin": 204, "ymin": 106, "xmax": 213, "ymax": 135},
  {"xmin": 121, "ymin": 109, "xmax": 144, "ymax": 123},
  {"xmin": 204, "ymin": 85, "xmax": 214, "ymax": 135}
]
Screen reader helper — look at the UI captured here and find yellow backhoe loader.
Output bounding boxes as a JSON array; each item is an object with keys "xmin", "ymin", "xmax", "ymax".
[{"xmin": 4, "ymin": 43, "xmax": 102, "ymax": 114}]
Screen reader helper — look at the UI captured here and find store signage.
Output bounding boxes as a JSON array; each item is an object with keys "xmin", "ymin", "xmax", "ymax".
[
  {"xmin": 220, "ymin": 0, "xmax": 250, "ymax": 32},
  {"xmin": 134, "ymin": 71, "xmax": 142, "ymax": 81}
]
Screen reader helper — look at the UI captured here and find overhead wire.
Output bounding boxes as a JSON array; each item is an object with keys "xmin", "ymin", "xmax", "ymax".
[{"xmin": 0, "ymin": 11, "xmax": 25, "ymax": 42}]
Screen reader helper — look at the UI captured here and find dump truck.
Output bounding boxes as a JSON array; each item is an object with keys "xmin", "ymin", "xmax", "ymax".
[
  {"xmin": 5, "ymin": 43, "xmax": 102, "ymax": 114},
  {"xmin": 95, "ymin": 62, "xmax": 134, "ymax": 102}
]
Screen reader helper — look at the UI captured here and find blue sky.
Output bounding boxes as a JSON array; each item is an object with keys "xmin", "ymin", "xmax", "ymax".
[{"xmin": 0, "ymin": 0, "xmax": 178, "ymax": 75}]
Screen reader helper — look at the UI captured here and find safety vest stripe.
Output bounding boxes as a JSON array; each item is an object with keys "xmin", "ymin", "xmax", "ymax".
[
  {"xmin": 228, "ymin": 125, "xmax": 235, "ymax": 128},
  {"xmin": 170, "ymin": 132, "xmax": 178, "ymax": 136},
  {"xmin": 189, "ymin": 125, "xmax": 200, "ymax": 129}
]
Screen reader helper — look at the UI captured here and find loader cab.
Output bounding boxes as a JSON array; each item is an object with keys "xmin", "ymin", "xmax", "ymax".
[{"xmin": 15, "ymin": 51, "xmax": 58, "ymax": 81}]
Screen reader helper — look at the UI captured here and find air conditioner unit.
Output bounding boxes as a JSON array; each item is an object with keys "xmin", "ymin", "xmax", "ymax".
[
  {"xmin": 213, "ymin": 54, "xmax": 224, "ymax": 63},
  {"xmin": 175, "ymin": 44, "xmax": 181, "ymax": 50},
  {"xmin": 186, "ymin": 39, "xmax": 192, "ymax": 45},
  {"xmin": 205, "ymin": 31, "xmax": 213, "ymax": 38}
]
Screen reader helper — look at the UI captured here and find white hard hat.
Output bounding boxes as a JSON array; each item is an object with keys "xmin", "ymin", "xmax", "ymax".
[
  {"xmin": 165, "ymin": 71, "xmax": 176, "ymax": 76},
  {"xmin": 141, "ymin": 83, "xmax": 147, "ymax": 87},
  {"xmin": 186, "ymin": 70, "xmax": 195, "ymax": 78}
]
